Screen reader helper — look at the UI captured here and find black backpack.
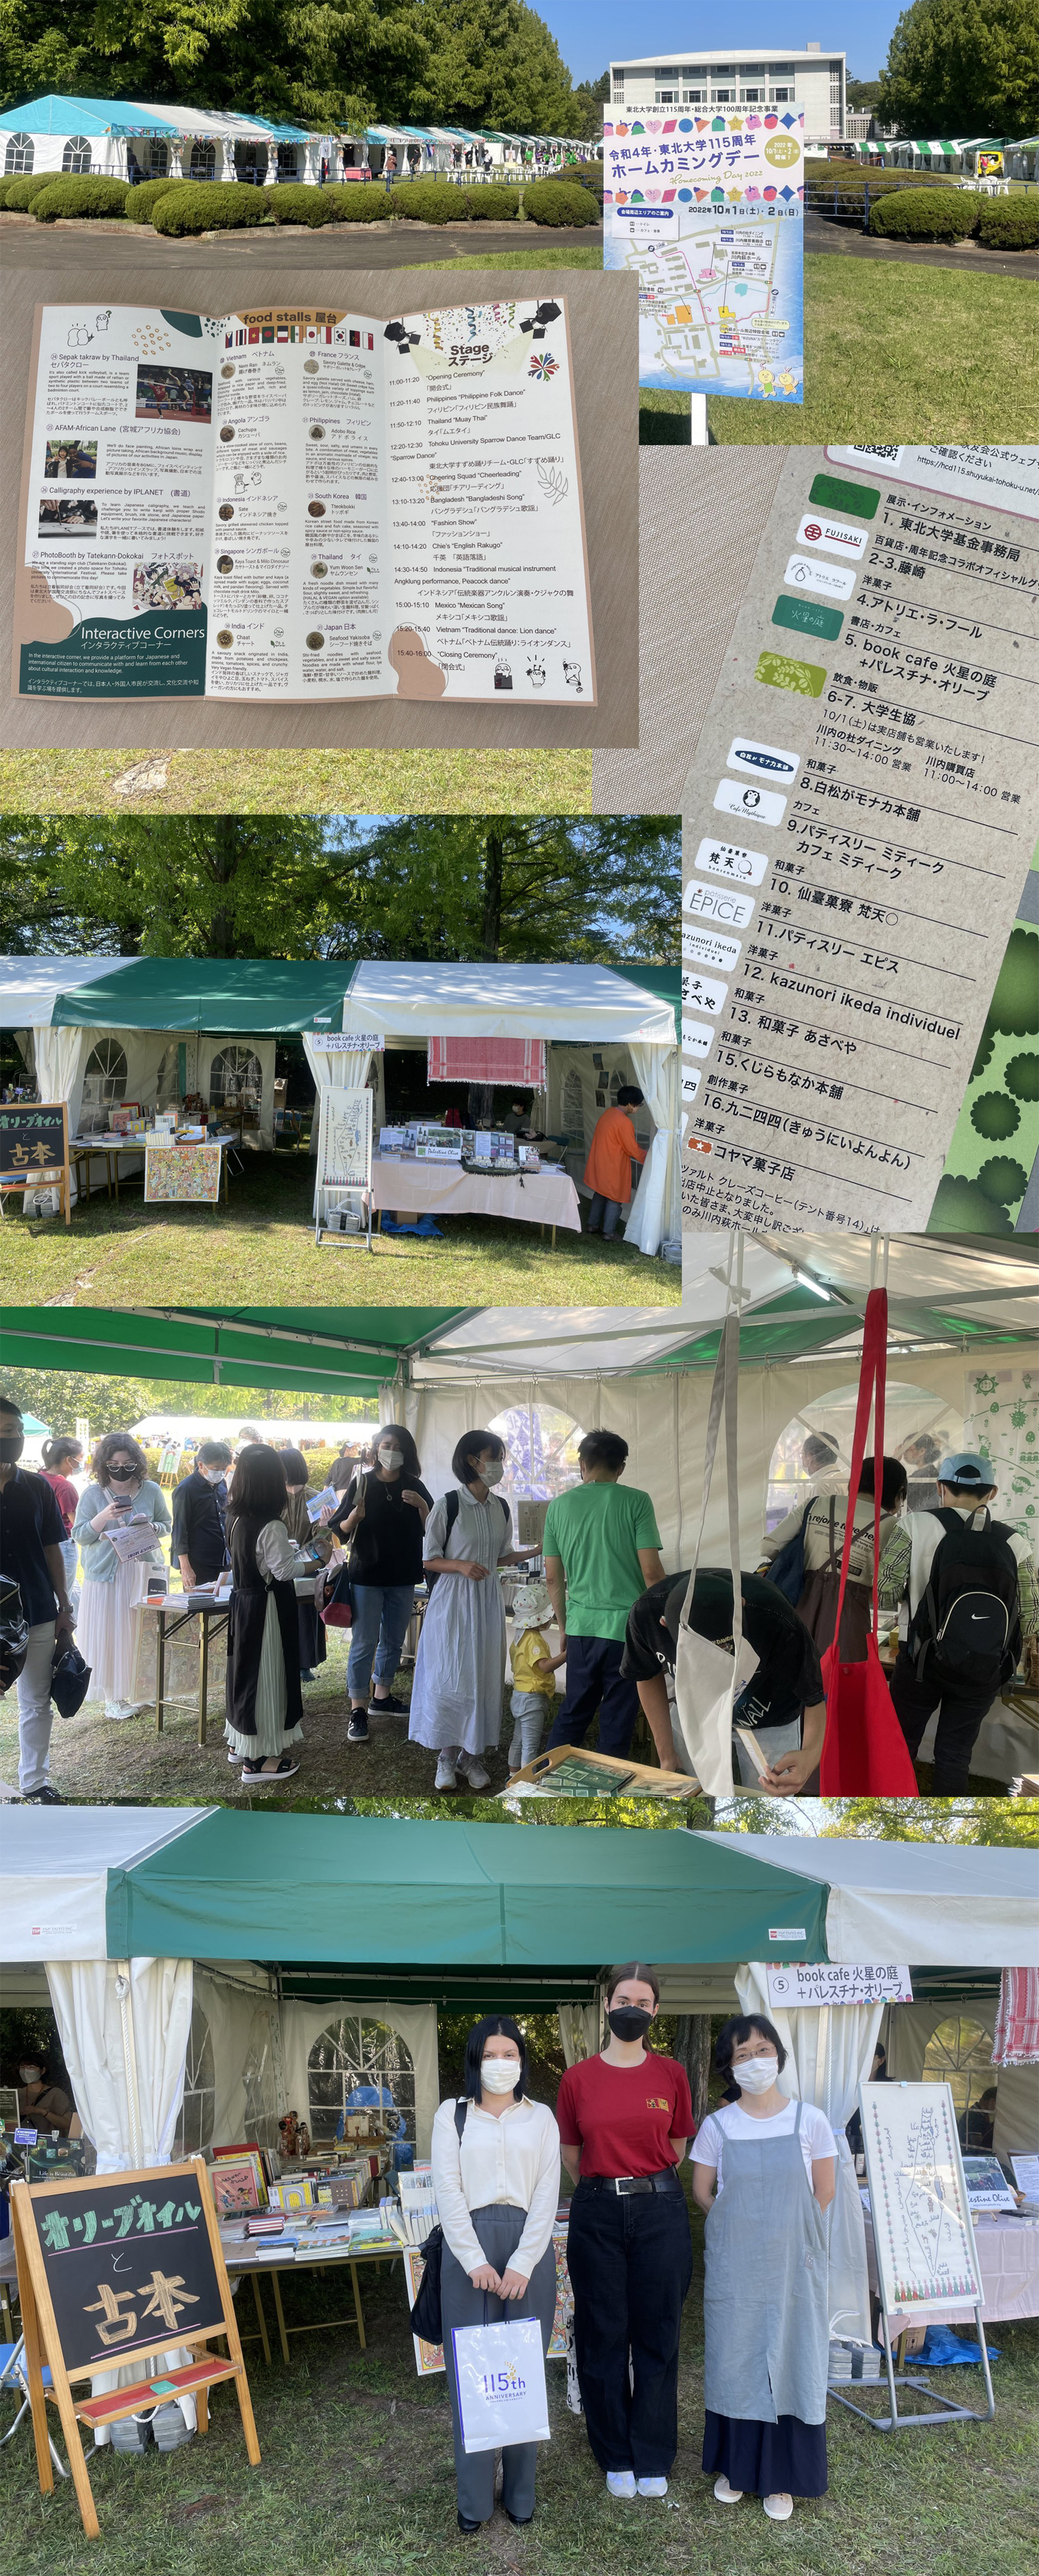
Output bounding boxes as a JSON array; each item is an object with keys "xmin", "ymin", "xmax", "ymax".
[
  {"xmin": 425, "ymin": 1487, "xmax": 509, "ymax": 1588},
  {"xmin": 907, "ymin": 1508, "xmax": 1022, "ymax": 1691}
]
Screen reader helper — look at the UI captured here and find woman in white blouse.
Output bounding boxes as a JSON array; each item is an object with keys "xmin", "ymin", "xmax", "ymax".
[
  {"xmin": 431, "ymin": 2015, "xmax": 561, "ymax": 2533},
  {"xmin": 223, "ymin": 1445, "xmax": 316, "ymax": 1783}
]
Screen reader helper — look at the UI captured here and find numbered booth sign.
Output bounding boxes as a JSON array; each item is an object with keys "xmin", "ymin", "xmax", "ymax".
[{"xmin": 10, "ymin": 2159, "xmax": 260, "ymax": 2540}]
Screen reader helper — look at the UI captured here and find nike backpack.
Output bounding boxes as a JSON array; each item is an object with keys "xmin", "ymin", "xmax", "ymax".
[{"xmin": 906, "ymin": 1508, "xmax": 1022, "ymax": 1692}]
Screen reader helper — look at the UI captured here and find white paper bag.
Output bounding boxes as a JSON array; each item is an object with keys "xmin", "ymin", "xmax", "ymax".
[
  {"xmin": 452, "ymin": 2315, "xmax": 550, "ymax": 2453},
  {"xmin": 672, "ymin": 1250, "xmax": 756, "ymax": 1799}
]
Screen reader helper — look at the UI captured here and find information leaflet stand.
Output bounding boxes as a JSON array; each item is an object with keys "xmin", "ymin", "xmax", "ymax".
[
  {"xmin": 833, "ymin": 2079, "xmax": 995, "ymax": 2436},
  {"xmin": 11, "ymin": 2158, "xmax": 260, "ymax": 2539}
]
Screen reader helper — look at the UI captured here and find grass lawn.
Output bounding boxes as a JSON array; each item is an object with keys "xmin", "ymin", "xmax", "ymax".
[
  {"xmin": 0, "ymin": 749, "xmax": 593, "ymax": 819},
  {"xmin": 0, "ymin": 1149, "xmax": 677, "ymax": 1308},
  {"xmin": 404, "ymin": 246, "xmax": 604, "ymax": 269},
  {"xmin": 638, "ymin": 252, "xmax": 1038, "ymax": 444},
  {"xmin": 4, "ymin": 2174, "xmax": 1034, "ymax": 2576},
  {"xmin": 1, "ymin": 1639, "xmax": 1007, "ymax": 1809}
]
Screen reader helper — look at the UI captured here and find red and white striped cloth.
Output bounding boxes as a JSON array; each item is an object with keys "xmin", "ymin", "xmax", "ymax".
[
  {"xmin": 991, "ymin": 1967, "xmax": 1039, "ymax": 2065},
  {"xmin": 426, "ymin": 1036, "xmax": 547, "ymax": 1088}
]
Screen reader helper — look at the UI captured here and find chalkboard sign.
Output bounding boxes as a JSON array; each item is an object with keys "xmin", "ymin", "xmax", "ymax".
[
  {"xmin": 29, "ymin": 2170, "xmax": 226, "ymax": 2373},
  {"xmin": 0, "ymin": 1100, "xmax": 68, "ymax": 1180}
]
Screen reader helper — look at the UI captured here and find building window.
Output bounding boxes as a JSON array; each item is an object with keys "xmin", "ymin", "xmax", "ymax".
[
  {"xmin": 61, "ymin": 136, "xmax": 93, "ymax": 173},
  {"xmin": 209, "ymin": 1045, "xmax": 263, "ymax": 1118},
  {"xmin": 741, "ymin": 88, "xmax": 764, "ymax": 103},
  {"xmin": 655, "ymin": 90, "xmax": 677, "ymax": 104},
  {"xmin": 307, "ymin": 2016, "xmax": 415, "ymax": 2143},
  {"xmin": 922, "ymin": 2016, "xmax": 996, "ymax": 2122},
  {"xmin": 144, "ymin": 140, "xmax": 168, "ymax": 177},
  {"xmin": 190, "ymin": 139, "xmax": 217, "ymax": 180},
  {"xmin": 233, "ymin": 140, "xmax": 268, "ymax": 185},
  {"xmin": 682, "ymin": 89, "xmax": 706, "ymax": 104},
  {"xmin": 5, "ymin": 133, "xmax": 34, "ymax": 173},
  {"xmin": 770, "ymin": 88, "xmax": 793, "ymax": 103},
  {"xmin": 276, "ymin": 144, "xmax": 299, "ymax": 178},
  {"xmin": 172, "ymin": 2003, "xmax": 216, "ymax": 2156},
  {"xmin": 712, "ymin": 89, "xmax": 734, "ymax": 104}
]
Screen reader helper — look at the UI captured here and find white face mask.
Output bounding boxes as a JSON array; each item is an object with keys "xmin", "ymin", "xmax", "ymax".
[
  {"xmin": 732, "ymin": 2055, "xmax": 779, "ymax": 2094},
  {"xmin": 480, "ymin": 1459, "xmax": 505, "ymax": 1487},
  {"xmin": 379, "ymin": 1449, "xmax": 404, "ymax": 1471},
  {"xmin": 480, "ymin": 2056, "xmax": 520, "ymax": 2094},
  {"xmin": 201, "ymin": 1468, "xmax": 226, "ymax": 1485}
]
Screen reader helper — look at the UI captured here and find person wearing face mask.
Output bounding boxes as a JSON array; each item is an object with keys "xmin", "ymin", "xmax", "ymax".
[
  {"xmin": 0, "ymin": 1395, "xmax": 75, "ymax": 1803},
  {"xmin": 278, "ymin": 1448, "xmax": 326, "ymax": 1686},
  {"xmin": 171, "ymin": 1440, "xmax": 233, "ymax": 1591},
  {"xmin": 556, "ymin": 1963, "xmax": 693, "ymax": 2503},
  {"xmin": 409, "ymin": 1431, "xmax": 533, "ymax": 1792},
  {"xmin": 691, "ymin": 2014, "xmax": 836, "ymax": 2524},
  {"xmin": 39, "ymin": 1435, "xmax": 84, "ymax": 1619},
  {"xmin": 224, "ymin": 1444, "xmax": 316, "ymax": 1783},
  {"xmin": 321, "ymin": 1425, "xmax": 432, "ymax": 1742},
  {"xmin": 431, "ymin": 2016, "xmax": 561, "ymax": 2534},
  {"xmin": 73, "ymin": 1432, "xmax": 171, "ymax": 1722},
  {"xmin": 16, "ymin": 2056, "xmax": 75, "ymax": 2136}
]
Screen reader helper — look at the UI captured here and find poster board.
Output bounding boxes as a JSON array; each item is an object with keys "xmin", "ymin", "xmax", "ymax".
[
  {"xmin": 0, "ymin": 1099, "xmax": 71, "ymax": 1225},
  {"xmin": 144, "ymin": 1141, "xmax": 223, "ymax": 1204},
  {"xmin": 11, "ymin": 2158, "xmax": 260, "ymax": 2540},
  {"xmin": 604, "ymin": 108, "xmax": 804, "ymax": 401},
  {"xmin": 859, "ymin": 2081, "xmax": 984, "ymax": 2314},
  {"xmin": 961, "ymin": 2154, "xmax": 1018, "ymax": 2214},
  {"xmin": 319, "ymin": 1085, "xmax": 373, "ymax": 1194}
]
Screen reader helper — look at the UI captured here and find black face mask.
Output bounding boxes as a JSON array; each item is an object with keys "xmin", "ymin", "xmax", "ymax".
[
  {"xmin": 607, "ymin": 2005, "xmax": 654, "ymax": 2043},
  {"xmin": 0, "ymin": 1435, "xmax": 25, "ymax": 1464},
  {"xmin": 108, "ymin": 1465, "xmax": 135, "ymax": 1482}
]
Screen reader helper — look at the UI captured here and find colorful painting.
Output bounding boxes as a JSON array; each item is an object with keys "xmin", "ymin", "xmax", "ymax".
[{"xmin": 144, "ymin": 1142, "xmax": 222, "ymax": 1203}]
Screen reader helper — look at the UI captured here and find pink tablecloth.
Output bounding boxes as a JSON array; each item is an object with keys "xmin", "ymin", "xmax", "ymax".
[
  {"xmin": 370, "ymin": 1158, "xmax": 581, "ymax": 1231},
  {"xmin": 865, "ymin": 2205, "xmax": 1039, "ymax": 2329}
]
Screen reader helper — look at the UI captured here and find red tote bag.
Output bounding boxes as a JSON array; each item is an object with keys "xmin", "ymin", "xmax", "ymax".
[{"xmin": 818, "ymin": 1286, "xmax": 919, "ymax": 1797}]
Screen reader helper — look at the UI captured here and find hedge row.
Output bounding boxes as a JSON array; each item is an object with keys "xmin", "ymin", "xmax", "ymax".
[
  {"xmin": 0, "ymin": 166, "xmax": 604, "ymax": 230},
  {"xmin": 30, "ymin": 174, "xmax": 130, "ymax": 220},
  {"xmin": 522, "ymin": 177, "xmax": 600, "ymax": 226},
  {"xmin": 0, "ymin": 170, "xmax": 59, "ymax": 207},
  {"xmin": 870, "ymin": 186, "xmax": 1039, "ymax": 244},
  {"xmin": 124, "ymin": 176, "xmax": 183, "ymax": 223}
]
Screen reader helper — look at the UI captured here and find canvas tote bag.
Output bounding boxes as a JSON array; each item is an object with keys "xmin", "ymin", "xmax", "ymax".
[
  {"xmin": 818, "ymin": 1285, "xmax": 918, "ymax": 1797},
  {"xmin": 672, "ymin": 1290, "xmax": 759, "ymax": 1798},
  {"xmin": 452, "ymin": 2310, "xmax": 551, "ymax": 2453}
]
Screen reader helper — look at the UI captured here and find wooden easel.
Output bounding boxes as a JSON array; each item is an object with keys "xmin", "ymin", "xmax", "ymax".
[
  {"xmin": 0, "ymin": 1098, "xmax": 71, "ymax": 1226},
  {"xmin": 11, "ymin": 2158, "xmax": 260, "ymax": 2540}
]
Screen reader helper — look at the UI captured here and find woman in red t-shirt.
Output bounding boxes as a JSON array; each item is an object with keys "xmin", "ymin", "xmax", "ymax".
[
  {"xmin": 556, "ymin": 1962, "xmax": 693, "ymax": 2502},
  {"xmin": 41, "ymin": 1435, "xmax": 84, "ymax": 1610}
]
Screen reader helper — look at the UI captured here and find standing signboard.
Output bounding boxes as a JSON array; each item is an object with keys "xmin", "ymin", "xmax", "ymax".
[
  {"xmin": 604, "ymin": 107, "xmax": 805, "ymax": 410},
  {"xmin": 836, "ymin": 2081, "xmax": 996, "ymax": 2434},
  {"xmin": 0, "ymin": 1100, "xmax": 71, "ymax": 1225},
  {"xmin": 11, "ymin": 2158, "xmax": 260, "ymax": 2538},
  {"xmin": 315, "ymin": 1084, "xmax": 375, "ymax": 1248}
]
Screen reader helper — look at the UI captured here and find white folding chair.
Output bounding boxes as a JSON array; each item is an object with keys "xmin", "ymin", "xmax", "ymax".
[{"xmin": 0, "ymin": 2337, "xmax": 68, "ymax": 2476}]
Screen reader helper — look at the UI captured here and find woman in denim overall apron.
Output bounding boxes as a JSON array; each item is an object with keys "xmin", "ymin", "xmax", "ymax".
[{"xmin": 693, "ymin": 2016, "xmax": 836, "ymax": 2522}]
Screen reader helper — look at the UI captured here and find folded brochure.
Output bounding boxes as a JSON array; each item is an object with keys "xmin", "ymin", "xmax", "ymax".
[{"xmin": 16, "ymin": 299, "xmax": 594, "ymax": 704}]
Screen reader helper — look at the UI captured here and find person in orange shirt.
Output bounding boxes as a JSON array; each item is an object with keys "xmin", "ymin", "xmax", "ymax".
[{"xmin": 584, "ymin": 1088, "xmax": 647, "ymax": 1239}]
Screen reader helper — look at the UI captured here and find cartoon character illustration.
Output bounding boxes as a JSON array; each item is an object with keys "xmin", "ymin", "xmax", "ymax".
[
  {"xmin": 494, "ymin": 656, "xmax": 513, "ymax": 691},
  {"xmin": 67, "ymin": 324, "xmax": 92, "ymax": 348},
  {"xmin": 94, "ymin": 309, "xmax": 111, "ymax": 334},
  {"xmin": 562, "ymin": 660, "xmax": 584, "ymax": 694},
  {"xmin": 776, "ymin": 368, "xmax": 798, "ymax": 397},
  {"xmin": 526, "ymin": 657, "xmax": 546, "ymax": 689},
  {"xmin": 756, "ymin": 365, "xmax": 776, "ymax": 398}
]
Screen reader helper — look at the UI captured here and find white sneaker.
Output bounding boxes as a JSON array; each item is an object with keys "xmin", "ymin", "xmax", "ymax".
[
  {"xmin": 637, "ymin": 2478, "xmax": 668, "ymax": 2498},
  {"xmin": 435, "ymin": 1754, "xmax": 458, "ymax": 1792},
  {"xmin": 105, "ymin": 1699, "xmax": 134, "ymax": 1720},
  {"xmin": 763, "ymin": 2493, "xmax": 793, "ymax": 2522},
  {"xmin": 606, "ymin": 2472, "xmax": 637, "ymax": 2500},
  {"xmin": 458, "ymin": 1755, "xmax": 490, "ymax": 1791},
  {"xmin": 713, "ymin": 2475, "xmax": 743, "ymax": 2504}
]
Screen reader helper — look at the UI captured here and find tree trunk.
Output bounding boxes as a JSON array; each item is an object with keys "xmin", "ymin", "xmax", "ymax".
[
  {"xmin": 673, "ymin": 2014, "xmax": 713, "ymax": 2132},
  {"xmin": 207, "ymin": 814, "xmax": 239, "ymax": 958},
  {"xmin": 480, "ymin": 829, "xmax": 504, "ymax": 959}
]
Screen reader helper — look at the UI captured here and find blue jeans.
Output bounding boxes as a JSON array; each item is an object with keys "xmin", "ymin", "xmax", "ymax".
[
  {"xmin": 546, "ymin": 1634, "xmax": 640, "ymax": 1757},
  {"xmin": 346, "ymin": 1584, "xmax": 415, "ymax": 1703}
]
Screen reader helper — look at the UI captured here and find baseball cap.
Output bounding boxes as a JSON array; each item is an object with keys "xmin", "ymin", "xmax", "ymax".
[{"xmin": 938, "ymin": 1452, "xmax": 994, "ymax": 1487}]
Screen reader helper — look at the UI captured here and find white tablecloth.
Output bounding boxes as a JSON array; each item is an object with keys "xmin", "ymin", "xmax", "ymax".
[
  {"xmin": 865, "ymin": 2206, "xmax": 1039, "ymax": 2329},
  {"xmin": 371, "ymin": 1157, "xmax": 581, "ymax": 1230}
]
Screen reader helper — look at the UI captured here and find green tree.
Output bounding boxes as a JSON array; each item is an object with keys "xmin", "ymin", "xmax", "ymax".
[
  {"xmin": 815, "ymin": 1796, "xmax": 1039, "ymax": 1844},
  {"xmin": 976, "ymin": 1153, "xmax": 1030, "ymax": 1204},
  {"xmin": 571, "ymin": 67, "xmax": 610, "ymax": 141},
  {"xmin": 2, "ymin": 815, "xmax": 679, "ymax": 964},
  {"xmin": 2, "ymin": 1369, "xmax": 377, "ymax": 1430},
  {"xmin": 422, "ymin": 0, "xmax": 577, "ymax": 129},
  {"xmin": 971, "ymin": 1089, "xmax": 1021, "ymax": 1141},
  {"xmin": 845, "ymin": 75, "xmax": 884, "ymax": 110},
  {"xmin": 878, "ymin": 0, "xmax": 1039, "ymax": 138},
  {"xmin": 1006, "ymin": 1050, "xmax": 1039, "ymax": 1101}
]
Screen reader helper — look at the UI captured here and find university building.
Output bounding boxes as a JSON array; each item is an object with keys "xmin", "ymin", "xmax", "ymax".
[{"xmin": 608, "ymin": 48, "xmax": 846, "ymax": 150}]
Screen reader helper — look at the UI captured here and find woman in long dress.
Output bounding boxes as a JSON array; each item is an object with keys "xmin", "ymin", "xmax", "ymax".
[
  {"xmin": 692, "ymin": 2013, "xmax": 836, "ymax": 2524},
  {"xmin": 223, "ymin": 1445, "xmax": 316, "ymax": 1784},
  {"xmin": 409, "ymin": 1429, "xmax": 531, "ymax": 1792},
  {"xmin": 74, "ymin": 1433, "xmax": 171, "ymax": 1719}
]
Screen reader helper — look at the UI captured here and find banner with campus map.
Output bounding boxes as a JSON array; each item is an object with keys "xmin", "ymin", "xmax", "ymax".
[{"xmin": 604, "ymin": 108, "xmax": 804, "ymax": 401}]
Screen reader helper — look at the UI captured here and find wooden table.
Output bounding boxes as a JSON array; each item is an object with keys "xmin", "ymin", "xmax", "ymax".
[
  {"xmin": 223, "ymin": 2238, "xmax": 405, "ymax": 2365},
  {"xmin": 370, "ymin": 1155, "xmax": 581, "ymax": 1245}
]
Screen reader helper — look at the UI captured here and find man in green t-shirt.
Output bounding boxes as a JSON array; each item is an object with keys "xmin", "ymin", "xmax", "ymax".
[{"xmin": 543, "ymin": 1430, "xmax": 665, "ymax": 1759}]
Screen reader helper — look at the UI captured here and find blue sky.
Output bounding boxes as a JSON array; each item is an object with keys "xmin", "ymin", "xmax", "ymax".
[{"xmin": 549, "ymin": 5, "xmax": 901, "ymax": 88}]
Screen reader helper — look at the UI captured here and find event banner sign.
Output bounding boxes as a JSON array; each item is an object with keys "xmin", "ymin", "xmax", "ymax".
[
  {"xmin": 15, "ymin": 301, "xmax": 594, "ymax": 703},
  {"xmin": 680, "ymin": 444, "xmax": 1039, "ymax": 1237},
  {"xmin": 0, "ymin": 1100, "xmax": 68, "ymax": 1181},
  {"xmin": 766, "ymin": 1965, "xmax": 913, "ymax": 2008},
  {"xmin": 859, "ymin": 2081, "xmax": 984, "ymax": 2312},
  {"xmin": 604, "ymin": 109, "xmax": 804, "ymax": 399}
]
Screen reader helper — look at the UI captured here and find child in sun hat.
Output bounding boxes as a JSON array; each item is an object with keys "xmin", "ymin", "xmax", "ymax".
[{"xmin": 508, "ymin": 1581, "xmax": 566, "ymax": 1773}]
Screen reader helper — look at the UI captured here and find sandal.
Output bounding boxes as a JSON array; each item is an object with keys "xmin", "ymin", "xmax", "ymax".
[{"xmin": 273, "ymin": 1753, "xmax": 299, "ymax": 1775}]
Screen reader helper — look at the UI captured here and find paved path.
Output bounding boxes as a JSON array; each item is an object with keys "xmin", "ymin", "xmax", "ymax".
[
  {"xmin": 805, "ymin": 204, "xmax": 1037, "ymax": 279},
  {"xmin": 0, "ymin": 214, "xmax": 601, "ymax": 272}
]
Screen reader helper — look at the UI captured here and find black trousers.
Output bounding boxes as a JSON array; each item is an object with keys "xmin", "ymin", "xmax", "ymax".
[
  {"xmin": 566, "ymin": 2177, "xmax": 692, "ymax": 2478},
  {"xmin": 545, "ymin": 1635, "xmax": 640, "ymax": 1758},
  {"xmin": 888, "ymin": 1650, "xmax": 994, "ymax": 1794}
]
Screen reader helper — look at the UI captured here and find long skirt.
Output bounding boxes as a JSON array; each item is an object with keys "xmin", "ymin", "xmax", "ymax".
[
  {"xmin": 408, "ymin": 1577, "xmax": 505, "ymax": 1755},
  {"xmin": 78, "ymin": 1564, "xmax": 143, "ymax": 1706},
  {"xmin": 703, "ymin": 2409, "xmax": 828, "ymax": 2497},
  {"xmin": 224, "ymin": 1593, "xmax": 304, "ymax": 1760}
]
